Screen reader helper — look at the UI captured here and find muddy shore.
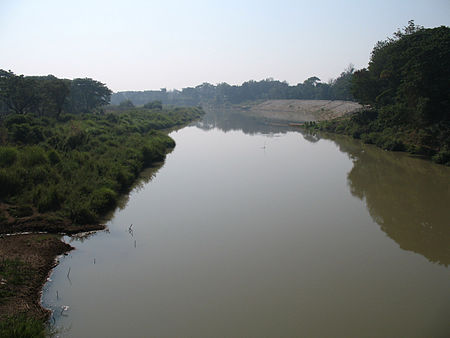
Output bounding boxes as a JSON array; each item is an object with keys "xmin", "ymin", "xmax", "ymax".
[
  {"xmin": 0, "ymin": 234, "xmax": 73, "ymax": 322},
  {"xmin": 0, "ymin": 204, "xmax": 105, "ymax": 325}
]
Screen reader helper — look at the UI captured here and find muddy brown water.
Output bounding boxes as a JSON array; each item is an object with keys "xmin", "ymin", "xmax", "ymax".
[{"xmin": 43, "ymin": 111, "xmax": 450, "ymax": 337}]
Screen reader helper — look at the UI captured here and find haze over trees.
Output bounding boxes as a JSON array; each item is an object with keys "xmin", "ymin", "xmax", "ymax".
[{"xmin": 111, "ymin": 65, "xmax": 356, "ymax": 106}]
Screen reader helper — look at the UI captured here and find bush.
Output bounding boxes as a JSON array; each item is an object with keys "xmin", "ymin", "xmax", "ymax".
[
  {"xmin": 0, "ymin": 314, "xmax": 46, "ymax": 338},
  {"xmin": 8, "ymin": 205, "xmax": 33, "ymax": 218},
  {"xmin": 142, "ymin": 144, "xmax": 164, "ymax": 165},
  {"xmin": 69, "ymin": 202, "xmax": 97, "ymax": 224},
  {"xmin": 90, "ymin": 187, "xmax": 117, "ymax": 214},
  {"xmin": 19, "ymin": 147, "xmax": 48, "ymax": 167},
  {"xmin": 47, "ymin": 150, "xmax": 61, "ymax": 165},
  {"xmin": 0, "ymin": 147, "xmax": 18, "ymax": 167},
  {"xmin": 36, "ymin": 187, "xmax": 62, "ymax": 213},
  {"xmin": 432, "ymin": 147, "xmax": 450, "ymax": 165},
  {"xmin": 0, "ymin": 169, "xmax": 21, "ymax": 198}
]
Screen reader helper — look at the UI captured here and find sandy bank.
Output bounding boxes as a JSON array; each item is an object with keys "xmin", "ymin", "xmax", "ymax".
[{"xmin": 240, "ymin": 99, "xmax": 362, "ymax": 122}]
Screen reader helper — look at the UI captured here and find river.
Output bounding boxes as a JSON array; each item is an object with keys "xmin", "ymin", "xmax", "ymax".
[{"xmin": 43, "ymin": 110, "xmax": 450, "ymax": 337}]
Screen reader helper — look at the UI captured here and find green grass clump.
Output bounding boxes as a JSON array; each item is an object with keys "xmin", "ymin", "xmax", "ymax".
[
  {"xmin": 0, "ymin": 314, "xmax": 46, "ymax": 338},
  {"xmin": 0, "ymin": 106, "xmax": 203, "ymax": 224}
]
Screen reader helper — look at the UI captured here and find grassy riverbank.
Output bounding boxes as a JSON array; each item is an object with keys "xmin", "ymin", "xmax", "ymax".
[
  {"xmin": 302, "ymin": 111, "xmax": 450, "ymax": 165},
  {"xmin": 301, "ymin": 24, "xmax": 450, "ymax": 166},
  {"xmin": 0, "ymin": 106, "xmax": 203, "ymax": 335}
]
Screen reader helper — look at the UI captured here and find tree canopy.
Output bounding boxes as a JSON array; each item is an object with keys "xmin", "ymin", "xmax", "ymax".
[
  {"xmin": 352, "ymin": 21, "xmax": 450, "ymax": 125},
  {"xmin": 0, "ymin": 71, "xmax": 111, "ymax": 117}
]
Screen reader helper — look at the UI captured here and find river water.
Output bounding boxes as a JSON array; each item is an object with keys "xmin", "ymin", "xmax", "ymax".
[{"xmin": 43, "ymin": 111, "xmax": 450, "ymax": 337}]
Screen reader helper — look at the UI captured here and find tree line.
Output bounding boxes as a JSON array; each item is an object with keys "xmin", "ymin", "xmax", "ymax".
[
  {"xmin": 306, "ymin": 21, "xmax": 450, "ymax": 165},
  {"xmin": 111, "ymin": 65, "xmax": 355, "ymax": 106},
  {"xmin": 0, "ymin": 71, "xmax": 112, "ymax": 118}
]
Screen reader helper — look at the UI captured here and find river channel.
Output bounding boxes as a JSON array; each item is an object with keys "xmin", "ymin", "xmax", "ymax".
[{"xmin": 43, "ymin": 110, "xmax": 450, "ymax": 337}]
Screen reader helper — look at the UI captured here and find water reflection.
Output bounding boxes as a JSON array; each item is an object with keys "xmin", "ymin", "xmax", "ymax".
[
  {"xmin": 200, "ymin": 109, "xmax": 450, "ymax": 265},
  {"xmin": 315, "ymin": 132, "xmax": 450, "ymax": 266},
  {"xmin": 198, "ymin": 108, "xmax": 298, "ymax": 135}
]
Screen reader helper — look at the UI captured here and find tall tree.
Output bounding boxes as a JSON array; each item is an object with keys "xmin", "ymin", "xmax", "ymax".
[
  {"xmin": 352, "ymin": 21, "xmax": 450, "ymax": 124},
  {"xmin": 0, "ymin": 71, "xmax": 40, "ymax": 114},
  {"xmin": 67, "ymin": 78, "xmax": 112, "ymax": 113}
]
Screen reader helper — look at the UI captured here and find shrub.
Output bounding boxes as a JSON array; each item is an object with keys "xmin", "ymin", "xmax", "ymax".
[
  {"xmin": 116, "ymin": 167, "xmax": 135, "ymax": 191},
  {"xmin": 8, "ymin": 205, "xmax": 33, "ymax": 218},
  {"xmin": 65, "ymin": 128, "xmax": 88, "ymax": 149},
  {"xmin": 36, "ymin": 187, "xmax": 62, "ymax": 212},
  {"xmin": 142, "ymin": 144, "xmax": 164, "ymax": 165},
  {"xmin": 0, "ymin": 169, "xmax": 21, "ymax": 198},
  {"xmin": 47, "ymin": 150, "xmax": 61, "ymax": 165},
  {"xmin": 69, "ymin": 202, "xmax": 97, "ymax": 224},
  {"xmin": 19, "ymin": 147, "xmax": 48, "ymax": 167},
  {"xmin": 90, "ymin": 187, "xmax": 117, "ymax": 214},
  {"xmin": 0, "ymin": 314, "xmax": 46, "ymax": 338},
  {"xmin": 432, "ymin": 147, "xmax": 450, "ymax": 165},
  {"xmin": 0, "ymin": 147, "xmax": 18, "ymax": 167}
]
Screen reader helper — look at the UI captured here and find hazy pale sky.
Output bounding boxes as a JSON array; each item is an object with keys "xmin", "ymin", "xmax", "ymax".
[{"xmin": 1, "ymin": 0, "xmax": 449, "ymax": 92}]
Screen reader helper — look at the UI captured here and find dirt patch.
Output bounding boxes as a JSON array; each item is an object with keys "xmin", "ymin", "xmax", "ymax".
[
  {"xmin": 240, "ymin": 99, "xmax": 362, "ymax": 122},
  {"xmin": 0, "ymin": 203, "xmax": 105, "ymax": 325},
  {"xmin": 0, "ymin": 234, "xmax": 73, "ymax": 321}
]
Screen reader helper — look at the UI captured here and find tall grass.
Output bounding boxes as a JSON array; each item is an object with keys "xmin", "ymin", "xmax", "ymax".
[{"xmin": 0, "ymin": 106, "xmax": 203, "ymax": 224}]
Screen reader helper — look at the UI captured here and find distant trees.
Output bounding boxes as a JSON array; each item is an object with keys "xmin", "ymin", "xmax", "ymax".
[
  {"xmin": 110, "ymin": 67, "xmax": 357, "ymax": 106},
  {"xmin": 0, "ymin": 71, "xmax": 111, "ymax": 117},
  {"xmin": 118, "ymin": 99, "xmax": 135, "ymax": 109},
  {"xmin": 143, "ymin": 100, "xmax": 162, "ymax": 110}
]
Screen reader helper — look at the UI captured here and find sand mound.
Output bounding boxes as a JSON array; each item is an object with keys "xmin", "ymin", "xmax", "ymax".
[{"xmin": 247, "ymin": 99, "xmax": 362, "ymax": 122}]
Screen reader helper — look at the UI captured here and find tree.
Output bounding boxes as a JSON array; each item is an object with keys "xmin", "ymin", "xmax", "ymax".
[
  {"xmin": 119, "ymin": 99, "xmax": 135, "ymax": 109},
  {"xmin": 0, "ymin": 71, "xmax": 40, "ymax": 114},
  {"xmin": 352, "ymin": 22, "xmax": 450, "ymax": 124},
  {"xmin": 67, "ymin": 78, "xmax": 112, "ymax": 113},
  {"xmin": 331, "ymin": 64, "xmax": 354, "ymax": 101}
]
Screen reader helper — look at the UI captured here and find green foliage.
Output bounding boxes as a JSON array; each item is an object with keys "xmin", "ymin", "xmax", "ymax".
[
  {"xmin": 0, "ymin": 314, "xmax": 46, "ymax": 338},
  {"xmin": 0, "ymin": 169, "xmax": 21, "ymax": 198},
  {"xmin": 306, "ymin": 22, "xmax": 450, "ymax": 165},
  {"xmin": 8, "ymin": 205, "xmax": 33, "ymax": 218},
  {"xmin": 0, "ymin": 147, "xmax": 18, "ymax": 167},
  {"xmin": 432, "ymin": 146, "xmax": 450, "ymax": 165},
  {"xmin": 143, "ymin": 100, "xmax": 163, "ymax": 110},
  {"xmin": 47, "ymin": 150, "xmax": 60, "ymax": 165},
  {"xmin": 0, "ymin": 70, "xmax": 110, "ymax": 117},
  {"xmin": 90, "ymin": 188, "xmax": 117, "ymax": 214},
  {"xmin": 0, "ymin": 259, "xmax": 33, "ymax": 305},
  {"xmin": 352, "ymin": 22, "xmax": 450, "ymax": 125},
  {"xmin": 66, "ymin": 78, "xmax": 112, "ymax": 114},
  {"xmin": 0, "ymin": 106, "xmax": 203, "ymax": 224}
]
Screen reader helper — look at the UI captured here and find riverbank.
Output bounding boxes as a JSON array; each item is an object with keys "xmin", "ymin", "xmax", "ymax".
[
  {"xmin": 302, "ymin": 112, "xmax": 450, "ymax": 165},
  {"xmin": 0, "ymin": 106, "xmax": 204, "ymax": 335},
  {"xmin": 230, "ymin": 99, "xmax": 362, "ymax": 122},
  {"xmin": 0, "ymin": 234, "xmax": 72, "ymax": 336}
]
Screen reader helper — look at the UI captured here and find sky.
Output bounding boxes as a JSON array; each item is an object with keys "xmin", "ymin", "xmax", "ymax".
[{"xmin": 1, "ymin": 0, "xmax": 449, "ymax": 92}]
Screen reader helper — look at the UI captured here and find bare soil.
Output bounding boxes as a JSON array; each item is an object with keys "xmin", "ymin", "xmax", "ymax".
[
  {"xmin": 0, "ymin": 234, "xmax": 73, "ymax": 321},
  {"xmin": 0, "ymin": 203, "xmax": 105, "ymax": 323}
]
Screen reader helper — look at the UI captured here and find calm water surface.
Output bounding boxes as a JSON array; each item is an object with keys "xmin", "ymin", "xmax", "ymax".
[{"xmin": 43, "ymin": 112, "xmax": 450, "ymax": 337}]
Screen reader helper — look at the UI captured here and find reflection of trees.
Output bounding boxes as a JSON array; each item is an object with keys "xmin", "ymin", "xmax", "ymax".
[
  {"xmin": 197, "ymin": 108, "xmax": 297, "ymax": 135},
  {"xmin": 330, "ymin": 134, "xmax": 450, "ymax": 266}
]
